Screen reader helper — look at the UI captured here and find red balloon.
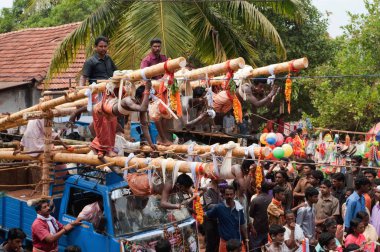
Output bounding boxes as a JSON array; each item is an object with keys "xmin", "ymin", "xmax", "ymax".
[{"xmin": 275, "ymin": 133, "xmax": 284, "ymax": 146}]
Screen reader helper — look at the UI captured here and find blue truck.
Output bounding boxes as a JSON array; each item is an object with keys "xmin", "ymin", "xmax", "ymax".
[{"xmin": 0, "ymin": 170, "xmax": 198, "ymax": 251}]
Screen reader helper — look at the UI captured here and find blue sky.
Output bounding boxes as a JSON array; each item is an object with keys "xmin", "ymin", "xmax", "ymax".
[{"xmin": 0, "ymin": 0, "xmax": 368, "ymax": 37}]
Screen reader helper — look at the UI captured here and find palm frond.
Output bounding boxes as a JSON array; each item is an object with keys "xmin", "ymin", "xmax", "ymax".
[
  {"xmin": 187, "ymin": 1, "xmax": 259, "ymax": 65},
  {"xmin": 112, "ymin": 1, "xmax": 193, "ymax": 69},
  {"xmin": 46, "ymin": 0, "xmax": 130, "ymax": 80},
  {"xmin": 247, "ymin": 0, "xmax": 305, "ymax": 22},
  {"xmin": 223, "ymin": 1, "xmax": 286, "ymax": 58}
]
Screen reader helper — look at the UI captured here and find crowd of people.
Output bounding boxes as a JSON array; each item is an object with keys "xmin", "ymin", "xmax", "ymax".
[{"xmin": 197, "ymin": 155, "xmax": 380, "ymax": 252}]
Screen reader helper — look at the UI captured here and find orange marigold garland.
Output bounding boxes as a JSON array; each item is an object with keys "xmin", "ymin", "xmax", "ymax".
[
  {"xmin": 165, "ymin": 60, "xmax": 182, "ymax": 117},
  {"xmin": 224, "ymin": 61, "xmax": 242, "ymax": 123},
  {"xmin": 255, "ymin": 163, "xmax": 263, "ymax": 190},
  {"xmin": 285, "ymin": 74, "xmax": 292, "ymax": 114},
  {"xmin": 193, "ymin": 193, "xmax": 204, "ymax": 224},
  {"xmin": 232, "ymin": 94, "xmax": 243, "ymax": 124},
  {"xmin": 169, "ymin": 78, "xmax": 183, "ymax": 117}
]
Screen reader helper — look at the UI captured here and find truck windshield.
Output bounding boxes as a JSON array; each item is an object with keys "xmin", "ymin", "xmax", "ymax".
[{"xmin": 111, "ymin": 190, "xmax": 192, "ymax": 236}]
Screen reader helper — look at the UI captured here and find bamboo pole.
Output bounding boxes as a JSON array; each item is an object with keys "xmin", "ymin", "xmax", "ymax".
[
  {"xmin": 0, "ymin": 141, "xmax": 20, "ymax": 148},
  {"xmin": 152, "ymin": 58, "xmax": 308, "ymax": 90},
  {"xmin": 23, "ymin": 107, "xmax": 78, "ymax": 120},
  {"xmin": 0, "ymin": 151, "xmax": 209, "ymax": 174},
  {"xmin": 152, "ymin": 78, "xmax": 225, "ymax": 91},
  {"xmin": 0, "ymin": 145, "xmax": 91, "ymax": 155},
  {"xmin": 112, "ymin": 57, "xmax": 187, "ymax": 81},
  {"xmin": 0, "ymin": 107, "xmax": 80, "ymax": 131},
  {"xmin": 0, "ymin": 83, "xmax": 106, "ymax": 129},
  {"xmin": 174, "ymin": 58, "xmax": 245, "ymax": 81},
  {"xmin": 0, "ymin": 58, "xmax": 186, "ymax": 129},
  {"xmin": 56, "ymin": 98, "xmax": 88, "ymax": 109},
  {"xmin": 42, "ymin": 90, "xmax": 71, "ymax": 96},
  {"xmin": 140, "ymin": 143, "xmax": 261, "ymax": 158},
  {"xmin": 0, "ymin": 119, "xmax": 27, "ymax": 131},
  {"xmin": 247, "ymin": 57, "xmax": 309, "ymax": 78}
]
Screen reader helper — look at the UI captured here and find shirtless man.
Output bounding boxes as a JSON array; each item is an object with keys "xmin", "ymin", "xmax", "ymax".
[
  {"xmin": 160, "ymin": 173, "xmax": 198, "ymax": 211},
  {"xmin": 70, "ymin": 81, "xmax": 156, "ymax": 159},
  {"xmin": 186, "ymin": 78, "xmax": 278, "ymax": 129},
  {"xmin": 293, "ymin": 163, "xmax": 314, "ymax": 205}
]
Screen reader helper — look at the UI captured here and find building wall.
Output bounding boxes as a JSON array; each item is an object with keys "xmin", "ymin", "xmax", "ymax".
[{"xmin": 0, "ymin": 84, "xmax": 41, "ymax": 113}]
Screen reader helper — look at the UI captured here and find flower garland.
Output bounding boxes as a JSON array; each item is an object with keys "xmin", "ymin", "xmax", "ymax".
[
  {"xmin": 193, "ymin": 193, "xmax": 204, "ymax": 224},
  {"xmin": 169, "ymin": 78, "xmax": 183, "ymax": 117},
  {"xmin": 255, "ymin": 164, "xmax": 263, "ymax": 190},
  {"xmin": 164, "ymin": 61, "xmax": 182, "ymax": 117},
  {"xmin": 254, "ymin": 155, "xmax": 263, "ymax": 190},
  {"xmin": 223, "ymin": 60, "xmax": 243, "ymax": 123},
  {"xmin": 285, "ymin": 73, "xmax": 292, "ymax": 114}
]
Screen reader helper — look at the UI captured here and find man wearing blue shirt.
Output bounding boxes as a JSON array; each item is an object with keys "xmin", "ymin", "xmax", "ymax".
[
  {"xmin": 344, "ymin": 176, "xmax": 371, "ymax": 230},
  {"xmin": 206, "ymin": 185, "xmax": 249, "ymax": 252}
]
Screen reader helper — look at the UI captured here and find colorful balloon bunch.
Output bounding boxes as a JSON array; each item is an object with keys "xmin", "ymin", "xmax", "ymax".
[{"xmin": 259, "ymin": 133, "xmax": 294, "ymax": 159}]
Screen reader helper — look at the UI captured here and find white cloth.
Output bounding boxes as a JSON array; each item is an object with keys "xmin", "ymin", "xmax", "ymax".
[
  {"xmin": 37, "ymin": 214, "xmax": 59, "ymax": 235},
  {"xmin": 21, "ymin": 119, "xmax": 58, "ymax": 157},
  {"xmin": 114, "ymin": 134, "xmax": 140, "ymax": 155},
  {"xmin": 284, "ymin": 224, "xmax": 305, "ymax": 252}
]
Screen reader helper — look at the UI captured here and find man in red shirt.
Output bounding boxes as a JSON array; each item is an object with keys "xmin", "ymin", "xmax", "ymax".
[
  {"xmin": 31, "ymin": 200, "xmax": 81, "ymax": 252},
  {"xmin": 140, "ymin": 38, "xmax": 172, "ymax": 145},
  {"xmin": 140, "ymin": 38, "xmax": 167, "ymax": 78}
]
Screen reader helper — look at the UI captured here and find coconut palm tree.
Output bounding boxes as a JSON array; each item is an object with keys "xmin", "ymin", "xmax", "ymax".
[{"xmin": 46, "ymin": 0, "xmax": 304, "ymax": 79}]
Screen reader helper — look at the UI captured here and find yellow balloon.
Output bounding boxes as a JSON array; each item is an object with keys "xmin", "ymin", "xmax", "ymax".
[
  {"xmin": 282, "ymin": 144, "xmax": 293, "ymax": 157},
  {"xmin": 260, "ymin": 133, "xmax": 268, "ymax": 145}
]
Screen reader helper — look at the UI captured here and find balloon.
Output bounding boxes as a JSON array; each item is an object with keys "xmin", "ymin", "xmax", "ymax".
[
  {"xmin": 273, "ymin": 147, "xmax": 285, "ymax": 159},
  {"xmin": 275, "ymin": 133, "xmax": 284, "ymax": 146},
  {"xmin": 260, "ymin": 133, "xmax": 268, "ymax": 145},
  {"xmin": 266, "ymin": 133, "xmax": 277, "ymax": 145},
  {"xmin": 282, "ymin": 144, "xmax": 293, "ymax": 157}
]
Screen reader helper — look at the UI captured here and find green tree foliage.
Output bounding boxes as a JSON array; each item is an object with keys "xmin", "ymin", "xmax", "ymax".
[
  {"xmin": 253, "ymin": 0, "xmax": 337, "ymax": 121},
  {"xmin": 255, "ymin": 0, "xmax": 336, "ymax": 67},
  {"xmin": 304, "ymin": 0, "xmax": 380, "ymax": 131},
  {"xmin": 0, "ymin": 0, "xmax": 103, "ymax": 33}
]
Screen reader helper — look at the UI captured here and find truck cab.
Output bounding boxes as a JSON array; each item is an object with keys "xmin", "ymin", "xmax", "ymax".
[{"xmin": 1, "ymin": 170, "xmax": 198, "ymax": 251}]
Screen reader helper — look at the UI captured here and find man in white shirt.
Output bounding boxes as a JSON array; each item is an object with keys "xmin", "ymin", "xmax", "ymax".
[{"xmin": 283, "ymin": 211, "xmax": 305, "ymax": 252}]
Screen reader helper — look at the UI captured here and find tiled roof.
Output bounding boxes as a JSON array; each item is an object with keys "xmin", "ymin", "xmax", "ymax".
[{"xmin": 0, "ymin": 23, "xmax": 84, "ymax": 90}]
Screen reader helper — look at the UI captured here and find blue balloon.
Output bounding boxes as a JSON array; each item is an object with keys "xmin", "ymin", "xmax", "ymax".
[
  {"xmin": 376, "ymin": 132, "xmax": 380, "ymax": 142},
  {"xmin": 266, "ymin": 133, "xmax": 277, "ymax": 145}
]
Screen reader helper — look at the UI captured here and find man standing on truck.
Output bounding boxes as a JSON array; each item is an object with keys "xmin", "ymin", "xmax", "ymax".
[
  {"xmin": 32, "ymin": 199, "xmax": 81, "ymax": 252},
  {"xmin": 0, "ymin": 228, "xmax": 26, "ymax": 252},
  {"xmin": 140, "ymin": 38, "xmax": 173, "ymax": 146}
]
